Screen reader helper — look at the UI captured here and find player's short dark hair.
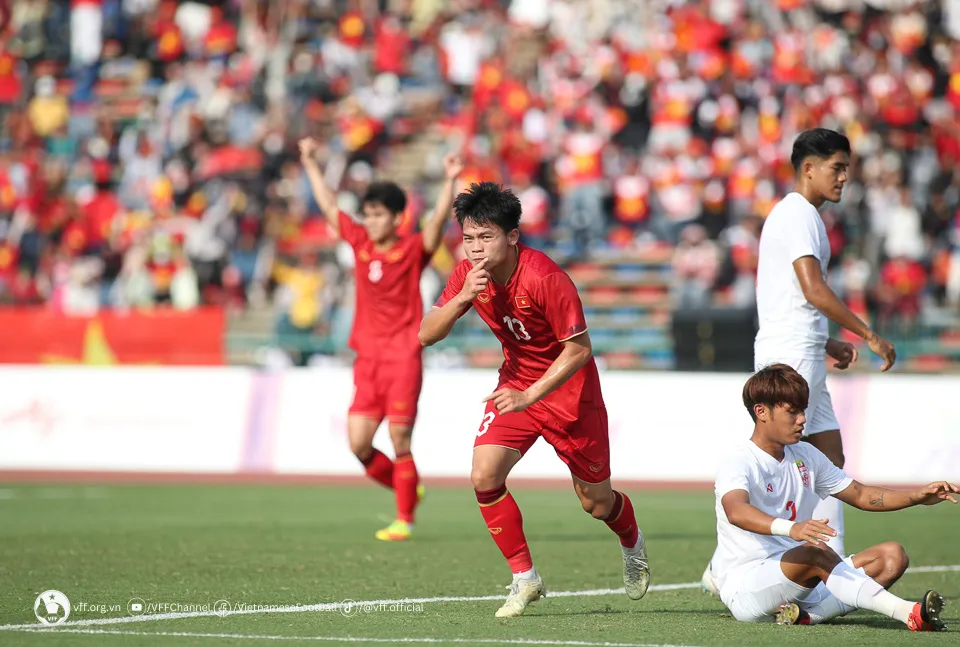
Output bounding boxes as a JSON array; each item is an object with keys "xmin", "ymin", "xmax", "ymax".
[
  {"xmin": 790, "ymin": 128, "xmax": 851, "ymax": 172},
  {"xmin": 742, "ymin": 364, "xmax": 810, "ymax": 422},
  {"xmin": 362, "ymin": 181, "xmax": 407, "ymax": 215},
  {"xmin": 453, "ymin": 182, "xmax": 522, "ymax": 234}
]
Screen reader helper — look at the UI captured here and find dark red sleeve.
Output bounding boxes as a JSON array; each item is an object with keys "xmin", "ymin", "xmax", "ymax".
[
  {"xmin": 537, "ymin": 271, "xmax": 588, "ymax": 342},
  {"xmin": 337, "ymin": 210, "xmax": 368, "ymax": 248},
  {"xmin": 434, "ymin": 260, "xmax": 472, "ymax": 311}
]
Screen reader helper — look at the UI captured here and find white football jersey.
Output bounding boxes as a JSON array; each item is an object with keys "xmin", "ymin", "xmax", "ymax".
[
  {"xmin": 754, "ymin": 192, "xmax": 832, "ymax": 360},
  {"xmin": 712, "ymin": 439, "xmax": 852, "ymax": 589}
]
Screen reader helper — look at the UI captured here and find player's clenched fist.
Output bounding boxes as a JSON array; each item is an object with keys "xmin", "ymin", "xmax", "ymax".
[
  {"xmin": 299, "ymin": 137, "xmax": 319, "ymax": 161},
  {"xmin": 458, "ymin": 258, "xmax": 490, "ymax": 303},
  {"xmin": 443, "ymin": 153, "xmax": 465, "ymax": 180},
  {"xmin": 788, "ymin": 518, "xmax": 836, "ymax": 547},
  {"xmin": 826, "ymin": 338, "xmax": 858, "ymax": 370}
]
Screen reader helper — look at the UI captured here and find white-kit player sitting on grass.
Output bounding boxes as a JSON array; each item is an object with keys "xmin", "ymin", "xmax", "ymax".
[
  {"xmin": 703, "ymin": 129, "xmax": 898, "ymax": 594},
  {"xmin": 713, "ymin": 363, "xmax": 956, "ymax": 630}
]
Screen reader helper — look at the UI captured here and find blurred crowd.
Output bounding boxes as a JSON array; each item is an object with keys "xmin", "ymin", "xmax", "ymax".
[{"xmin": 1, "ymin": 0, "xmax": 959, "ymax": 343}]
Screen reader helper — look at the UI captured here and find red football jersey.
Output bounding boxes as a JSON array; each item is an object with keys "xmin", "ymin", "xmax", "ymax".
[
  {"xmin": 435, "ymin": 245, "xmax": 603, "ymax": 420},
  {"xmin": 339, "ymin": 211, "xmax": 432, "ymax": 361}
]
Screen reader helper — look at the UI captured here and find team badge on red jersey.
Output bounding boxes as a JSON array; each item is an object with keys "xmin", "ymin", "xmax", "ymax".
[
  {"xmin": 796, "ymin": 459, "xmax": 810, "ymax": 488},
  {"xmin": 515, "ymin": 295, "xmax": 531, "ymax": 309},
  {"xmin": 478, "ymin": 292, "xmax": 491, "ymax": 303}
]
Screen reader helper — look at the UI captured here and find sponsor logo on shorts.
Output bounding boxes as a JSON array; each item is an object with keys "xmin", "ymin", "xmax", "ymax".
[
  {"xmin": 489, "ymin": 527, "xmax": 502, "ymax": 535},
  {"xmin": 766, "ymin": 483, "xmax": 774, "ymax": 493},
  {"xmin": 393, "ymin": 401, "xmax": 408, "ymax": 411},
  {"xmin": 589, "ymin": 462, "xmax": 604, "ymax": 473}
]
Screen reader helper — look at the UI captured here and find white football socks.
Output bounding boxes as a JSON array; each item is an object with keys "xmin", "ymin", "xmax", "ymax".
[
  {"xmin": 825, "ymin": 561, "xmax": 914, "ymax": 624},
  {"xmin": 516, "ymin": 567, "xmax": 539, "ymax": 581},
  {"xmin": 801, "ymin": 583, "xmax": 856, "ymax": 624}
]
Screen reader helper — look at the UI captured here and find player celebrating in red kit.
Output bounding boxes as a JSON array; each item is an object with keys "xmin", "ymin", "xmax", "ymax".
[
  {"xmin": 300, "ymin": 137, "xmax": 463, "ymax": 542},
  {"xmin": 419, "ymin": 182, "xmax": 650, "ymax": 617}
]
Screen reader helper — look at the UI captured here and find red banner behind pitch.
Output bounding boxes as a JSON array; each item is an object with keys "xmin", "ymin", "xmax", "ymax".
[{"xmin": 0, "ymin": 308, "xmax": 225, "ymax": 365}]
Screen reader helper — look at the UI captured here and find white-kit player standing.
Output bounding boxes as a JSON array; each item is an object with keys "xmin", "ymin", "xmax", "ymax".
[{"xmin": 702, "ymin": 128, "xmax": 897, "ymax": 593}]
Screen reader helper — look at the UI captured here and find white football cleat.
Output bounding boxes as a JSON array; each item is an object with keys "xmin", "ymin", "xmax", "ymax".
[
  {"xmin": 495, "ymin": 574, "xmax": 546, "ymax": 618},
  {"xmin": 622, "ymin": 533, "xmax": 651, "ymax": 600},
  {"xmin": 700, "ymin": 563, "xmax": 719, "ymax": 596}
]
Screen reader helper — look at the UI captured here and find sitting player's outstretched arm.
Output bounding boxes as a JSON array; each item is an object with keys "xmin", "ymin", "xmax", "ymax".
[
  {"xmin": 721, "ymin": 490, "xmax": 837, "ymax": 547},
  {"xmin": 833, "ymin": 480, "xmax": 959, "ymax": 512},
  {"xmin": 299, "ymin": 137, "xmax": 342, "ymax": 238},
  {"xmin": 794, "ymin": 256, "xmax": 896, "ymax": 371},
  {"xmin": 421, "ymin": 154, "xmax": 464, "ymax": 255},
  {"xmin": 419, "ymin": 259, "xmax": 489, "ymax": 347}
]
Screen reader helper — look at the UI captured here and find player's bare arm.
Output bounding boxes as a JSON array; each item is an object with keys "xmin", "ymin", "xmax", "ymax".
[
  {"xmin": 793, "ymin": 256, "xmax": 896, "ymax": 370},
  {"xmin": 484, "ymin": 332, "xmax": 592, "ymax": 414},
  {"xmin": 834, "ymin": 480, "xmax": 959, "ymax": 512},
  {"xmin": 721, "ymin": 489, "xmax": 837, "ymax": 547},
  {"xmin": 299, "ymin": 137, "xmax": 341, "ymax": 237},
  {"xmin": 421, "ymin": 154, "xmax": 464, "ymax": 255},
  {"xmin": 419, "ymin": 259, "xmax": 489, "ymax": 346}
]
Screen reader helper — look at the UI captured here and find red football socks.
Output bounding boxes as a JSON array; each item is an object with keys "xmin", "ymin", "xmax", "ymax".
[
  {"xmin": 360, "ymin": 448, "xmax": 394, "ymax": 489},
  {"xmin": 476, "ymin": 485, "xmax": 533, "ymax": 573},
  {"xmin": 394, "ymin": 452, "xmax": 419, "ymax": 523},
  {"xmin": 605, "ymin": 490, "xmax": 640, "ymax": 548}
]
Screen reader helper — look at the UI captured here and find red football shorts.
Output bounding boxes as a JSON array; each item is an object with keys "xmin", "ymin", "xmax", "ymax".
[
  {"xmin": 474, "ymin": 396, "xmax": 611, "ymax": 483},
  {"xmin": 349, "ymin": 356, "xmax": 423, "ymax": 426}
]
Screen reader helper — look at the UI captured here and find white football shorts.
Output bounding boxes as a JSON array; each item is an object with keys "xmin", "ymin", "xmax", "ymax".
[{"xmin": 720, "ymin": 552, "xmax": 856, "ymax": 622}]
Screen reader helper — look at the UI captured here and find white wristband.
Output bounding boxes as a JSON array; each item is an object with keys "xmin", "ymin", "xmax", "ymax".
[{"xmin": 770, "ymin": 518, "xmax": 794, "ymax": 537}]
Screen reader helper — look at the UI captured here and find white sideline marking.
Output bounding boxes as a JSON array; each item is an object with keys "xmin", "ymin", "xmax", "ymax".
[
  {"xmin": 6, "ymin": 628, "xmax": 701, "ymax": 646},
  {"xmin": 905, "ymin": 565, "xmax": 960, "ymax": 573},
  {"xmin": 1, "ymin": 565, "xmax": 956, "ymax": 633}
]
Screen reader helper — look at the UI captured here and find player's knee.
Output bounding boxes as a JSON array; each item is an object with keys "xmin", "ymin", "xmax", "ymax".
[
  {"xmin": 793, "ymin": 544, "xmax": 840, "ymax": 574},
  {"xmin": 471, "ymin": 467, "xmax": 504, "ymax": 492},
  {"xmin": 883, "ymin": 542, "xmax": 909, "ymax": 577},
  {"xmin": 349, "ymin": 439, "xmax": 374, "ymax": 461}
]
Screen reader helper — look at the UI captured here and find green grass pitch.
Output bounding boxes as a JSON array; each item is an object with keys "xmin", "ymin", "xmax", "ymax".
[{"xmin": 0, "ymin": 483, "xmax": 958, "ymax": 646}]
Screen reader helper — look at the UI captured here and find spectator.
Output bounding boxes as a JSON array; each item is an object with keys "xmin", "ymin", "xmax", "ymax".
[
  {"xmin": 672, "ymin": 223, "xmax": 720, "ymax": 310},
  {"xmin": 0, "ymin": 0, "xmax": 956, "ymax": 368}
]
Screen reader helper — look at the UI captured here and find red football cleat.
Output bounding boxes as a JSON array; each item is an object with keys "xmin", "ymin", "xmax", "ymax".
[{"xmin": 907, "ymin": 590, "xmax": 946, "ymax": 632}]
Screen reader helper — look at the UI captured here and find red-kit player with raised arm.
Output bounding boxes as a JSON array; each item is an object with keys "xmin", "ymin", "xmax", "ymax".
[
  {"xmin": 419, "ymin": 182, "xmax": 651, "ymax": 617},
  {"xmin": 300, "ymin": 137, "xmax": 463, "ymax": 541}
]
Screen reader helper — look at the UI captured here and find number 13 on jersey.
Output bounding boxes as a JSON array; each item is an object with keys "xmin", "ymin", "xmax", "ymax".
[{"xmin": 502, "ymin": 315, "xmax": 531, "ymax": 341}]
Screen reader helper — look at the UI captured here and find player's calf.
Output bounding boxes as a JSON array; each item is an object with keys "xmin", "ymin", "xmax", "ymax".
[
  {"xmin": 779, "ymin": 543, "xmax": 843, "ymax": 588},
  {"xmin": 574, "ymin": 482, "xmax": 650, "ymax": 600}
]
